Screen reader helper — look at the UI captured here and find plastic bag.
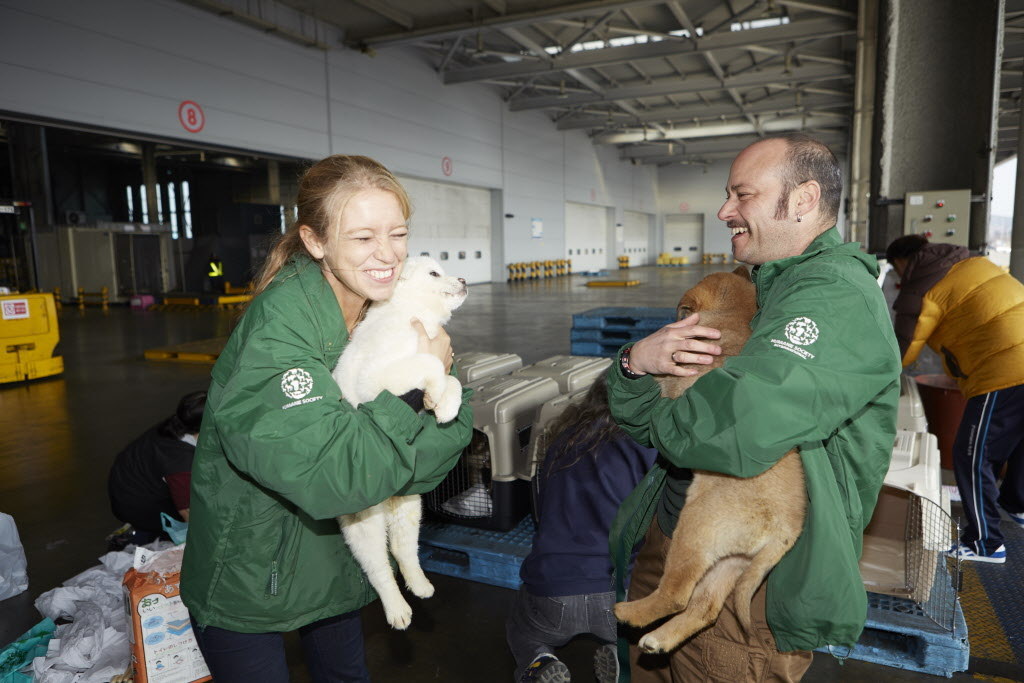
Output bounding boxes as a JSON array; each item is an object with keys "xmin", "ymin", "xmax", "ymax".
[
  {"xmin": 0, "ymin": 618, "xmax": 55, "ymax": 683},
  {"xmin": 0, "ymin": 513, "xmax": 29, "ymax": 600},
  {"xmin": 160, "ymin": 513, "xmax": 188, "ymax": 545}
]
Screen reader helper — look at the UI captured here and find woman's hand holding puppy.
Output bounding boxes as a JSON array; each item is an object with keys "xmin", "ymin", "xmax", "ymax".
[{"xmin": 628, "ymin": 313, "xmax": 722, "ymax": 377}]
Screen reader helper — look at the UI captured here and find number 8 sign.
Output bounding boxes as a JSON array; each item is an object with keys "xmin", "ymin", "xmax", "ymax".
[{"xmin": 178, "ymin": 101, "xmax": 205, "ymax": 133}]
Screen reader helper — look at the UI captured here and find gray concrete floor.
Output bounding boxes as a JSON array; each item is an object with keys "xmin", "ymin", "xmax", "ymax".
[{"xmin": 0, "ymin": 264, "xmax": 1002, "ymax": 681}]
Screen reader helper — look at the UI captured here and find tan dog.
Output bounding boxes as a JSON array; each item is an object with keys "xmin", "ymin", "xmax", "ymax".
[{"xmin": 614, "ymin": 267, "xmax": 807, "ymax": 654}]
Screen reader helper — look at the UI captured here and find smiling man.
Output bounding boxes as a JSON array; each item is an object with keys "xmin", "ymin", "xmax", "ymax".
[{"xmin": 606, "ymin": 134, "xmax": 902, "ymax": 681}]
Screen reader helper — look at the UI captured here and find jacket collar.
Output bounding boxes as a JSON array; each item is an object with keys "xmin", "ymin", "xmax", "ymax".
[
  {"xmin": 277, "ymin": 255, "xmax": 349, "ymax": 351},
  {"xmin": 750, "ymin": 227, "xmax": 876, "ymax": 303}
]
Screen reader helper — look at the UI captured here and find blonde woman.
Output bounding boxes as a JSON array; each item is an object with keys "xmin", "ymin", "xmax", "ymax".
[{"xmin": 181, "ymin": 155, "xmax": 472, "ymax": 682}]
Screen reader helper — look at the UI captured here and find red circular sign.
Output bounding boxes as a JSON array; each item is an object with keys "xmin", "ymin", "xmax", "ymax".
[
  {"xmin": 441, "ymin": 156, "xmax": 453, "ymax": 176},
  {"xmin": 679, "ymin": 202, "xmax": 690, "ymax": 212},
  {"xmin": 178, "ymin": 101, "xmax": 205, "ymax": 133}
]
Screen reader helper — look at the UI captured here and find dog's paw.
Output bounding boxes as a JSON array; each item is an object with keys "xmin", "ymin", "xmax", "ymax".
[
  {"xmin": 406, "ymin": 575, "xmax": 435, "ymax": 599},
  {"xmin": 613, "ymin": 600, "xmax": 646, "ymax": 626},
  {"xmin": 638, "ymin": 633, "xmax": 666, "ymax": 654},
  {"xmin": 384, "ymin": 600, "xmax": 414, "ymax": 630},
  {"xmin": 432, "ymin": 376, "xmax": 462, "ymax": 423}
]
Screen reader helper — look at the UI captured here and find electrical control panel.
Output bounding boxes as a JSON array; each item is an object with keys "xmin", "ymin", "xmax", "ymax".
[{"xmin": 903, "ymin": 189, "xmax": 971, "ymax": 246}]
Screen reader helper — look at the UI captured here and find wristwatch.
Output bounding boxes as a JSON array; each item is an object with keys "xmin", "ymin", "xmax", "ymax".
[{"xmin": 619, "ymin": 345, "xmax": 646, "ymax": 379}]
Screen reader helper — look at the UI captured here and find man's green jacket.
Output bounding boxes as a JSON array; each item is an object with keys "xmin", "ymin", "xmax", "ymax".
[
  {"xmin": 608, "ymin": 228, "xmax": 901, "ymax": 652},
  {"xmin": 181, "ymin": 256, "xmax": 472, "ymax": 632}
]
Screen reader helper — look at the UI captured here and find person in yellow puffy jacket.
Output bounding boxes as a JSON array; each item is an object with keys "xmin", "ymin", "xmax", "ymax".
[{"xmin": 886, "ymin": 235, "xmax": 1024, "ymax": 563}]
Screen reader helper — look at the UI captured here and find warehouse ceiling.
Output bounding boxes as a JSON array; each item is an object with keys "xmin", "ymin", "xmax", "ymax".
[
  {"xmin": 181, "ymin": 0, "xmax": 859, "ymax": 165},
  {"xmin": 180, "ymin": 0, "xmax": 1024, "ymax": 168}
]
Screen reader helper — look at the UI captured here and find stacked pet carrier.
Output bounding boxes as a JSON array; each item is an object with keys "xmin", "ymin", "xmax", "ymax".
[
  {"xmin": 852, "ymin": 373, "xmax": 967, "ymax": 676},
  {"xmin": 423, "ymin": 354, "xmax": 610, "ymax": 532}
]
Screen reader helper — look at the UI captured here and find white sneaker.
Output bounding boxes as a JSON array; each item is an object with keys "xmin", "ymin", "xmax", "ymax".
[
  {"xmin": 1005, "ymin": 510, "xmax": 1024, "ymax": 529},
  {"xmin": 947, "ymin": 542, "xmax": 1006, "ymax": 564}
]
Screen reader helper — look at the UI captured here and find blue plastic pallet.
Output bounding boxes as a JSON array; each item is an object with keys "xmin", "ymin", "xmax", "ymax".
[
  {"xmin": 571, "ymin": 307, "xmax": 675, "ymax": 331},
  {"xmin": 570, "ymin": 341, "xmax": 626, "ymax": 357},
  {"xmin": 815, "ymin": 593, "xmax": 969, "ymax": 678},
  {"xmin": 569, "ymin": 328, "xmax": 646, "ymax": 343},
  {"xmin": 418, "ymin": 517, "xmax": 534, "ymax": 590}
]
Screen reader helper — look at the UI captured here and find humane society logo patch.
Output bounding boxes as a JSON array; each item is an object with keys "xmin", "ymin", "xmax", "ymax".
[
  {"xmin": 281, "ymin": 368, "xmax": 314, "ymax": 399},
  {"xmin": 784, "ymin": 317, "xmax": 819, "ymax": 346},
  {"xmin": 280, "ymin": 368, "xmax": 323, "ymax": 409},
  {"xmin": 771, "ymin": 317, "xmax": 819, "ymax": 360}
]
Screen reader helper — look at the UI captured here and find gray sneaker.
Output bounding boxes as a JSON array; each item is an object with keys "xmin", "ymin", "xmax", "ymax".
[{"xmin": 593, "ymin": 644, "xmax": 619, "ymax": 683}]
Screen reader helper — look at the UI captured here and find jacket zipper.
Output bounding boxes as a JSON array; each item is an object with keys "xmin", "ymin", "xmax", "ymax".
[{"xmin": 265, "ymin": 516, "xmax": 293, "ymax": 597}]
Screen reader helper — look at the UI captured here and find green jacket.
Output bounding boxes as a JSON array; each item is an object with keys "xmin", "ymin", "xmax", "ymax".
[
  {"xmin": 180, "ymin": 256, "xmax": 472, "ymax": 632},
  {"xmin": 608, "ymin": 228, "xmax": 901, "ymax": 652}
]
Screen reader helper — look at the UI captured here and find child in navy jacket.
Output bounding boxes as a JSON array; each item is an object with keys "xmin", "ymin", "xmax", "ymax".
[{"xmin": 507, "ymin": 376, "xmax": 658, "ymax": 682}]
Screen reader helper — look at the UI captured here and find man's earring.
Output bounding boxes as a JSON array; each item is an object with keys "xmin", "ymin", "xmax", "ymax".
[{"xmin": 796, "ymin": 215, "xmax": 802, "ymax": 223}]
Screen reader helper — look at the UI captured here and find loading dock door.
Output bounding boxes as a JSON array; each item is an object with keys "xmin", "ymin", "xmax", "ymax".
[
  {"xmin": 664, "ymin": 214, "xmax": 704, "ymax": 264},
  {"xmin": 400, "ymin": 176, "xmax": 492, "ymax": 284},
  {"xmin": 565, "ymin": 202, "xmax": 608, "ymax": 273},
  {"xmin": 622, "ymin": 210, "xmax": 652, "ymax": 266}
]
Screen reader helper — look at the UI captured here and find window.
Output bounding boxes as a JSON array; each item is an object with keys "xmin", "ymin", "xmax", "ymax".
[
  {"xmin": 181, "ymin": 181, "xmax": 193, "ymax": 239},
  {"xmin": 126, "ymin": 186, "xmax": 135, "ymax": 222},
  {"xmin": 167, "ymin": 183, "xmax": 179, "ymax": 239},
  {"xmin": 138, "ymin": 185, "xmax": 149, "ymax": 223}
]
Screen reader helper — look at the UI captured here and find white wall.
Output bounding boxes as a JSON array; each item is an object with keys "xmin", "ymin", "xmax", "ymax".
[{"xmin": 0, "ymin": 0, "xmax": 658, "ymax": 281}]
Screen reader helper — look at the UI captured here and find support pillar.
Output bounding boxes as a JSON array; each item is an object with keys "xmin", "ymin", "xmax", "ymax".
[
  {"xmin": 141, "ymin": 143, "xmax": 159, "ymax": 224},
  {"xmin": 6, "ymin": 122, "xmax": 54, "ymax": 290},
  {"xmin": 848, "ymin": 0, "xmax": 879, "ymax": 247},
  {"xmin": 267, "ymin": 160, "xmax": 281, "ymax": 206},
  {"xmin": 868, "ymin": 0, "xmax": 1004, "ymax": 254},
  {"xmin": 1011, "ymin": 103, "xmax": 1024, "ymax": 279}
]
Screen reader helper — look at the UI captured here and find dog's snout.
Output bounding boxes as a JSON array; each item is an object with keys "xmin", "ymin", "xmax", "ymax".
[{"xmin": 458, "ymin": 278, "xmax": 466, "ymax": 285}]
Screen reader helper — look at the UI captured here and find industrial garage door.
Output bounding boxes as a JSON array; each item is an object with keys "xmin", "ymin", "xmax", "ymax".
[
  {"xmin": 565, "ymin": 201, "xmax": 608, "ymax": 273},
  {"xmin": 399, "ymin": 176, "xmax": 492, "ymax": 284},
  {"xmin": 622, "ymin": 210, "xmax": 652, "ymax": 266},
  {"xmin": 664, "ymin": 213, "xmax": 704, "ymax": 264}
]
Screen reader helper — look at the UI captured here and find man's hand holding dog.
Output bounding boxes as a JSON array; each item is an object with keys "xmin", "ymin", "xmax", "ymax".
[{"xmin": 628, "ymin": 313, "xmax": 722, "ymax": 377}]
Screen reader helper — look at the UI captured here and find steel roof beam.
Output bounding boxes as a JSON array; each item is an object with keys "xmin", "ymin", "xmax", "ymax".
[
  {"xmin": 556, "ymin": 95, "xmax": 851, "ymax": 129},
  {"xmin": 508, "ymin": 63, "xmax": 851, "ymax": 111},
  {"xmin": 775, "ymin": 0, "xmax": 857, "ymax": 19},
  {"xmin": 352, "ymin": 0, "xmax": 667, "ymax": 48},
  {"xmin": 350, "ymin": 0, "xmax": 413, "ymax": 30},
  {"xmin": 442, "ymin": 16, "xmax": 853, "ymax": 83},
  {"xmin": 593, "ymin": 114, "xmax": 846, "ymax": 143}
]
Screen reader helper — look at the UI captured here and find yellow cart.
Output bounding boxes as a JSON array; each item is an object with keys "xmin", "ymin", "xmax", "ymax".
[{"xmin": 1, "ymin": 292, "xmax": 64, "ymax": 383}]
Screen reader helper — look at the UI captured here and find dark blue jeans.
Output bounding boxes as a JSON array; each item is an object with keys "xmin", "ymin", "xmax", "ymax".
[
  {"xmin": 191, "ymin": 611, "xmax": 370, "ymax": 682},
  {"xmin": 505, "ymin": 587, "xmax": 617, "ymax": 679},
  {"xmin": 953, "ymin": 383, "xmax": 1024, "ymax": 554}
]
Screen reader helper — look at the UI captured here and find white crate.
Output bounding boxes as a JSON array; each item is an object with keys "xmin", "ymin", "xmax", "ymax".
[
  {"xmin": 886, "ymin": 429, "xmax": 947, "ymax": 521},
  {"xmin": 455, "ymin": 351, "xmax": 523, "ymax": 384},
  {"xmin": 897, "ymin": 373, "xmax": 928, "ymax": 433},
  {"xmin": 512, "ymin": 355, "xmax": 611, "ymax": 394}
]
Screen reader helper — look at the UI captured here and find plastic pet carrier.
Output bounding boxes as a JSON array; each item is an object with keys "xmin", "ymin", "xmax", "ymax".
[
  {"xmin": 454, "ymin": 351, "xmax": 523, "ymax": 384},
  {"xmin": 424, "ymin": 374, "xmax": 561, "ymax": 531},
  {"xmin": 512, "ymin": 355, "xmax": 611, "ymax": 394}
]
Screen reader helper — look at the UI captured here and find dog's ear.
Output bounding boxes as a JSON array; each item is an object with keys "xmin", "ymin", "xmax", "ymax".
[{"xmin": 732, "ymin": 265, "xmax": 751, "ymax": 281}]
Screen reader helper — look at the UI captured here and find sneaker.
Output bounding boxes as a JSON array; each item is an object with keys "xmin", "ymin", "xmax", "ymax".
[
  {"xmin": 1005, "ymin": 510, "xmax": 1024, "ymax": 529},
  {"xmin": 947, "ymin": 542, "xmax": 1006, "ymax": 564},
  {"xmin": 520, "ymin": 654, "xmax": 570, "ymax": 682},
  {"xmin": 593, "ymin": 644, "xmax": 619, "ymax": 683}
]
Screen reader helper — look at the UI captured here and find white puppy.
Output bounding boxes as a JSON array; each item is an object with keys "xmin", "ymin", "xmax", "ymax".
[{"xmin": 332, "ymin": 256, "xmax": 468, "ymax": 629}]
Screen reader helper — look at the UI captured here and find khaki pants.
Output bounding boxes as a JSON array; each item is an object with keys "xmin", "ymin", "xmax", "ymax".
[{"xmin": 625, "ymin": 521, "xmax": 813, "ymax": 682}]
